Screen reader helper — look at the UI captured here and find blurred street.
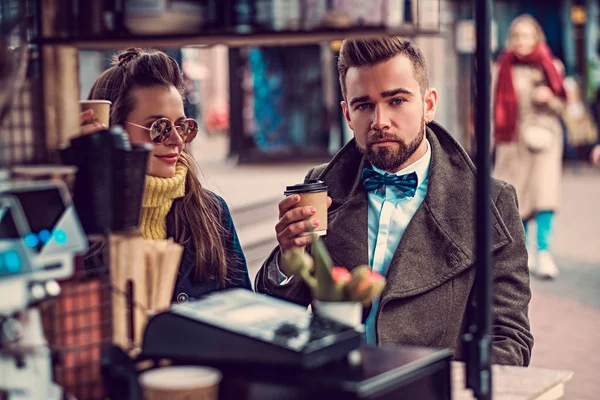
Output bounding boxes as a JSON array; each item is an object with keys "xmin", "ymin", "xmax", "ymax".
[
  {"xmin": 194, "ymin": 134, "xmax": 600, "ymax": 399},
  {"xmin": 528, "ymin": 166, "xmax": 600, "ymax": 399}
]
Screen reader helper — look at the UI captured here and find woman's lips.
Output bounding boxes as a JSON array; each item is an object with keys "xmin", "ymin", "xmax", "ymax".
[{"xmin": 155, "ymin": 153, "xmax": 179, "ymax": 164}]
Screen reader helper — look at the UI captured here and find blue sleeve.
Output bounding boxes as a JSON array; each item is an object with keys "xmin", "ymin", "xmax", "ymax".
[{"xmin": 214, "ymin": 194, "xmax": 252, "ymax": 291}]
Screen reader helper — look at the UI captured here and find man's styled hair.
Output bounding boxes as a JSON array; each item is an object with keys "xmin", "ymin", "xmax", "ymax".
[{"xmin": 337, "ymin": 36, "xmax": 429, "ymax": 99}]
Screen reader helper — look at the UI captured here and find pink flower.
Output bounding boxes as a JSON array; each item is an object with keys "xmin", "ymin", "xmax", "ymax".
[
  {"xmin": 331, "ymin": 266, "xmax": 351, "ymax": 283},
  {"xmin": 353, "ymin": 271, "xmax": 383, "ymax": 294},
  {"xmin": 369, "ymin": 271, "xmax": 384, "ymax": 282}
]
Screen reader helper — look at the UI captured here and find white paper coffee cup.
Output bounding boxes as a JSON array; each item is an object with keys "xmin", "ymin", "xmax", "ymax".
[
  {"xmin": 139, "ymin": 366, "xmax": 222, "ymax": 400},
  {"xmin": 80, "ymin": 100, "xmax": 111, "ymax": 127}
]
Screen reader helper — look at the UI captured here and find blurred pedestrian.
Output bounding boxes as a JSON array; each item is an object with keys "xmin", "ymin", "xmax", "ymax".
[
  {"xmin": 493, "ymin": 14, "xmax": 566, "ymax": 279},
  {"xmin": 562, "ymin": 77, "xmax": 598, "ymax": 168},
  {"xmin": 591, "ymin": 144, "xmax": 600, "ymax": 167}
]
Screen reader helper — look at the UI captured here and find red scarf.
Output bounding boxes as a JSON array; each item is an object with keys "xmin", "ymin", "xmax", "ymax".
[{"xmin": 494, "ymin": 43, "xmax": 566, "ymax": 143}]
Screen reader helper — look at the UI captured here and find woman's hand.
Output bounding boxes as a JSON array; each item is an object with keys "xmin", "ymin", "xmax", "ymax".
[
  {"xmin": 80, "ymin": 109, "xmax": 107, "ymax": 134},
  {"xmin": 533, "ymin": 86, "xmax": 554, "ymax": 104}
]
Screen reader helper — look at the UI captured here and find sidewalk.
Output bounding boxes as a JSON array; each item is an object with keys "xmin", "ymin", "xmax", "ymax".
[
  {"xmin": 193, "ymin": 135, "xmax": 600, "ymax": 398},
  {"xmin": 528, "ymin": 166, "xmax": 600, "ymax": 399},
  {"xmin": 192, "ymin": 133, "xmax": 314, "ymax": 209}
]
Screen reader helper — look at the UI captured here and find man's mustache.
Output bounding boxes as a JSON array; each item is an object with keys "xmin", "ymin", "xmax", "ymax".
[{"xmin": 366, "ymin": 131, "xmax": 402, "ymax": 146}]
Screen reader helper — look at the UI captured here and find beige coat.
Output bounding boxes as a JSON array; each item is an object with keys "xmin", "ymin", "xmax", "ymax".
[
  {"xmin": 256, "ymin": 122, "xmax": 533, "ymax": 366},
  {"xmin": 493, "ymin": 65, "xmax": 565, "ymax": 220}
]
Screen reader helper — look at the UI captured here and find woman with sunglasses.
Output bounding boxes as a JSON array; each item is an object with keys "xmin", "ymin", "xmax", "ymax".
[{"xmin": 81, "ymin": 47, "xmax": 251, "ymax": 301}]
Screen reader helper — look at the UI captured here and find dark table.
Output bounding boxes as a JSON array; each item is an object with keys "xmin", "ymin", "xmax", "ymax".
[
  {"xmin": 213, "ymin": 346, "xmax": 452, "ymax": 399},
  {"xmin": 103, "ymin": 345, "xmax": 453, "ymax": 399}
]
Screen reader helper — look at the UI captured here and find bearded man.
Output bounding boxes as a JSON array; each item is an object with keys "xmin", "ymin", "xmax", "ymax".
[{"xmin": 255, "ymin": 36, "xmax": 533, "ymax": 367}]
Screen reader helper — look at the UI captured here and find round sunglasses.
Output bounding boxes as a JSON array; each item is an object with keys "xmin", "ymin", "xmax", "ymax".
[{"xmin": 125, "ymin": 118, "xmax": 198, "ymax": 144}]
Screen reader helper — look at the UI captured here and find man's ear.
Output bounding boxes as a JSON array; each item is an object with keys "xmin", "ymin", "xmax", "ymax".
[
  {"xmin": 341, "ymin": 100, "xmax": 353, "ymax": 130},
  {"xmin": 423, "ymin": 88, "xmax": 438, "ymax": 123}
]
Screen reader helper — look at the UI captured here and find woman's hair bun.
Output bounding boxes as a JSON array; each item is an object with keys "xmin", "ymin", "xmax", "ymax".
[{"xmin": 115, "ymin": 48, "xmax": 143, "ymax": 67}]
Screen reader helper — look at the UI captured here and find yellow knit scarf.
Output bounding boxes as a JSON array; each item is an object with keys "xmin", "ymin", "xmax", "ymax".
[{"xmin": 140, "ymin": 163, "xmax": 187, "ymax": 240}]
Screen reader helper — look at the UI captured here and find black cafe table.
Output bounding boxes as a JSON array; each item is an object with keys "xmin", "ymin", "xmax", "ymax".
[
  {"xmin": 214, "ymin": 347, "xmax": 573, "ymax": 400},
  {"xmin": 105, "ymin": 345, "xmax": 452, "ymax": 399},
  {"xmin": 209, "ymin": 346, "xmax": 452, "ymax": 399},
  {"xmin": 103, "ymin": 345, "xmax": 573, "ymax": 399}
]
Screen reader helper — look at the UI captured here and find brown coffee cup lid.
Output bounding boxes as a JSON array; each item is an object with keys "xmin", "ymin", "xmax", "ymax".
[{"xmin": 284, "ymin": 180, "xmax": 327, "ymax": 195}]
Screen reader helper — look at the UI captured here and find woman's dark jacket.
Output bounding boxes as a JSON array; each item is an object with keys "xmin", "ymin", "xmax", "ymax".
[{"xmin": 166, "ymin": 192, "xmax": 251, "ymax": 302}]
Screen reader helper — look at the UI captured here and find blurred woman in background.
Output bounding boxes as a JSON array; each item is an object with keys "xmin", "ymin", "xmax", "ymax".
[
  {"xmin": 592, "ymin": 145, "xmax": 600, "ymax": 166},
  {"xmin": 82, "ymin": 48, "xmax": 251, "ymax": 300},
  {"xmin": 493, "ymin": 14, "xmax": 566, "ymax": 279}
]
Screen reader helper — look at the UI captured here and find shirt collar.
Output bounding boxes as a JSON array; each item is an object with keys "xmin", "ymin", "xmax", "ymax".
[{"xmin": 371, "ymin": 139, "xmax": 431, "ymax": 187}]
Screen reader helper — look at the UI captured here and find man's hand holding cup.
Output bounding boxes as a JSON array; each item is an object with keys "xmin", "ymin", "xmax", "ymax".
[{"xmin": 276, "ymin": 181, "xmax": 331, "ymax": 276}]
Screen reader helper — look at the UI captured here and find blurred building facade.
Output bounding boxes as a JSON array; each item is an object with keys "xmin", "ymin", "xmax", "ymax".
[{"xmin": 78, "ymin": 0, "xmax": 600, "ymax": 162}]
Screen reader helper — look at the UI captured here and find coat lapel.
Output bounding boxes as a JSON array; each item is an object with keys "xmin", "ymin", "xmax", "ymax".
[
  {"xmin": 317, "ymin": 146, "xmax": 370, "ymax": 269},
  {"xmin": 322, "ymin": 192, "xmax": 370, "ymax": 269},
  {"xmin": 315, "ymin": 122, "xmax": 512, "ymax": 304},
  {"xmin": 381, "ymin": 122, "xmax": 511, "ymax": 303}
]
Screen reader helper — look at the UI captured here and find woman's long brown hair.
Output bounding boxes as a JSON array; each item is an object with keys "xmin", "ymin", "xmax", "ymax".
[{"xmin": 88, "ymin": 48, "xmax": 228, "ymax": 287}]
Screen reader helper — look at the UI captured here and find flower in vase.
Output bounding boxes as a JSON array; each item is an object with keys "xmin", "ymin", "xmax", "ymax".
[
  {"xmin": 344, "ymin": 266, "xmax": 386, "ymax": 306},
  {"xmin": 280, "ymin": 233, "xmax": 386, "ymax": 305},
  {"xmin": 331, "ymin": 266, "xmax": 352, "ymax": 283},
  {"xmin": 281, "ymin": 247, "xmax": 313, "ymax": 276}
]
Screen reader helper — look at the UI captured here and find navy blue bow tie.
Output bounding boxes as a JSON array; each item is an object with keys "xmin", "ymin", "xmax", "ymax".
[{"xmin": 361, "ymin": 167, "xmax": 418, "ymax": 197}]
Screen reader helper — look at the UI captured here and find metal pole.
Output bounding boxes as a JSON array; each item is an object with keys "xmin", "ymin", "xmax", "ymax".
[{"xmin": 463, "ymin": 0, "xmax": 493, "ymax": 398}]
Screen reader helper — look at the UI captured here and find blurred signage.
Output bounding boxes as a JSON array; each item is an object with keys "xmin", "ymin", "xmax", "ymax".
[{"xmin": 456, "ymin": 19, "xmax": 498, "ymax": 55}]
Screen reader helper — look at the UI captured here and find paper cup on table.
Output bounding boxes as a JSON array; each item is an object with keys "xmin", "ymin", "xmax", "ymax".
[
  {"xmin": 284, "ymin": 180, "xmax": 328, "ymax": 236},
  {"xmin": 139, "ymin": 366, "xmax": 222, "ymax": 400},
  {"xmin": 80, "ymin": 100, "xmax": 111, "ymax": 127}
]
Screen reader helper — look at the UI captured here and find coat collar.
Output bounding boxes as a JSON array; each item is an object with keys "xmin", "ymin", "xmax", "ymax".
[{"xmin": 316, "ymin": 122, "xmax": 511, "ymax": 301}]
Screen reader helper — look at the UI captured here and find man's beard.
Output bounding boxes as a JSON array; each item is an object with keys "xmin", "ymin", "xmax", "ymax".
[{"xmin": 357, "ymin": 119, "xmax": 426, "ymax": 172}]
